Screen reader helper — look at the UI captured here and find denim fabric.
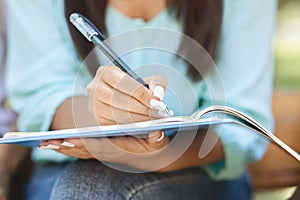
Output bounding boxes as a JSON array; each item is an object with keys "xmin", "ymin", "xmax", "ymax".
[
  {"xmin": 25, "ymin": 162, "xmax": 69, "ymax": 200},
  {"xmin": 50, "ymin": 160, "xmax": 251, "ymax": 200}
]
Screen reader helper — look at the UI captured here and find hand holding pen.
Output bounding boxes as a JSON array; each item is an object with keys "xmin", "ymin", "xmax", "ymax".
[{"xmin": 70, "ymin": 13, "xmax": 173, "ymax": 124}]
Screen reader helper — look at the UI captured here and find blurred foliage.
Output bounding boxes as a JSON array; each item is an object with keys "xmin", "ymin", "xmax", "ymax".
[{"xmin": 274, "ymin": 0, "xmax": 300, "ymax": 89}]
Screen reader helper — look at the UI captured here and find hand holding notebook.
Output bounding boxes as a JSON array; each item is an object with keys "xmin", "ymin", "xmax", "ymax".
[{"xmin": 1, "ymin": 105, "xmax": 299, "ymax": 163}]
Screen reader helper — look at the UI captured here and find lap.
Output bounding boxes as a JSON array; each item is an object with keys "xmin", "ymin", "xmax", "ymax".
[
  {"xmin": 50, "ymin": 159, "xmax": 251, "ymax": 200},
  {"xmin": 25, "ymin": 162, "xmax": 69, "ymax": 200}
]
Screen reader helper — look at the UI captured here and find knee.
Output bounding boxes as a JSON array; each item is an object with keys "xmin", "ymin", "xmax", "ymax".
[
  {"xmin": 50, "ymin": 160, "xmax": 213, "ymax": 200},
  {"xmin": 50, "ymin": 159, "xmax": 105, "ymax": 200}
]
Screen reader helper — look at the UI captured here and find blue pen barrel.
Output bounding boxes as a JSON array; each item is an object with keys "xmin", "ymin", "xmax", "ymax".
[{"xmin": 91, "ymin": 36, "xmax": 149, "ymax": 88}]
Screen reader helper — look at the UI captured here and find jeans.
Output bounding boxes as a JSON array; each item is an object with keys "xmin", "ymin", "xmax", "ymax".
[
  {"xmin": 25, "ymin": 162, "xmax": 69, "ymax": 200},
  {"xmin": 50, "ymin": 159, "xmax": 251, "ymax": 200}
]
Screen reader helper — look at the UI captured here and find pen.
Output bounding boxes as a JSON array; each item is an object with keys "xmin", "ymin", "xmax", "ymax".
[{"xmin": 69, "ymin": 13, "xmax": 173, "ymax": 116}]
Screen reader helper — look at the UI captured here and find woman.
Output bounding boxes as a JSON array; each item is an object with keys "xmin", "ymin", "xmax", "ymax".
[{"xmin": 6, "ymin": 0, "xmax": 277, "ymax": 199}]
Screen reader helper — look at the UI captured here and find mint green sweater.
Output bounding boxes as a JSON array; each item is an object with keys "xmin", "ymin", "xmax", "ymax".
[{"xmin": 6, "ymin": 0, "xmax": 277, "ymax": 180}]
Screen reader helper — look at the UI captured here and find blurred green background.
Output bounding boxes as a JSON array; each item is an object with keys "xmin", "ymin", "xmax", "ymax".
[{"xmin": 275, "ymin": 0, "xmax": 300, "ymax": 89}]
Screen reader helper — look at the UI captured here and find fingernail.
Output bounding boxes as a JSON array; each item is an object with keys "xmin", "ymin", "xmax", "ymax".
[
  {"xmin": 150, "ymin": 99, "xmax": 174, "ymax": 117},
  {"xmin": 150, "ymin": 99, "xmax": 166, "ymax": 110},
  {"xmin": 156, "ymin": 131, "xmax": 165, "ymax": 142},
  {"xmin": 46, "ymin": 144, "xmax": 60, "ymax": 150},
  {"xmin": 61, "ymin": 142, "xmax": 76, "ymax": 148},
  {"xmin": 38, "ymin": 146, "xmax": 49, "ymax": 150},
  {"xmin": 158, "ymin": 110, "xmax": 172, "ymax": 118},
  {"xmin": 148, "ymin": 131, "xmax": 165, "ymax": 143},
  {"xmin": 153, "ymin": 85, "xmax": 164, "ymax": 100}
]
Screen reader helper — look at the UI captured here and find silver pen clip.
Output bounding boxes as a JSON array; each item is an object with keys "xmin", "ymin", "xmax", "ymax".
[{"xmin": 69, "ymin": 13, "xmax": 98, "ymax": 42}]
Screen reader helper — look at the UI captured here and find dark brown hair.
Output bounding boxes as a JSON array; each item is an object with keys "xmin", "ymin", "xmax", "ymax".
[{"xmin": 65, "ymin": 0, "xmax": 223, "ymax": 81}]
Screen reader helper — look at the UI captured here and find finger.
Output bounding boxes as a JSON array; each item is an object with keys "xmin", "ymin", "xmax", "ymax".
[
  {"xmin": 39, "ymin": 139, "xmax": 63, "ymax": 149},
  {"xmin": 144, "ymin": 74, "xmax": 168, "ymax": 90},
  {"xmin": 100, "ymin": 66, "xmax": 154, "ymax": 107},
  {"xmin": 64, "ymin": 138, "xmax": 85, "ymax": 147},
  {"xmin": 86, "ymin": 65, "xmax": 111, "ymax": 92},
  {"xmin": 40, "ymin": 139, "xmax": 80, "ymax": 149},
  {"xmin": 90, "ymin": 81, "xmax": 151, "ymax": 115},
  {"xmin": 96, "ymin": 116, "xmax": 116, "ymax": 126},
  {"xmin": 48, "ymin": 139, "xmax": 93, "ymax": 159},
  {"xmin": 145, "ymin": 74, "xmax": 168, "ymax": 100},
  {"xmin": 148, "ymin": 131, "xmax": 168, "ymax": 147},
  {"xmin": 93, "ymin": 101, "xmax": 162, "ymax": 124},
  {"xmin": 54, "ymin": 148, "xmax": 92, "ymax": 159}
]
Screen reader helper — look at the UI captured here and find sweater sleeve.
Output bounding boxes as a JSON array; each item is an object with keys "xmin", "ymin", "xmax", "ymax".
[{"xmin": 6, "ymin": 0, "xmax": 91, "ymax": 132}]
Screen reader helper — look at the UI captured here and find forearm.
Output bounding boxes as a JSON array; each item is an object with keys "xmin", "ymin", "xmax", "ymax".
[
  {"xmin": 156, "ymin": 130, "xmax": 224, "ymax": 172},
  {"xmin": 50, "ymin": 96, "xmax": 98, "ymax": 130}
]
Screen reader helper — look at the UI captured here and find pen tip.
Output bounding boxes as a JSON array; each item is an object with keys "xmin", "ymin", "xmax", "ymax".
[{"xmin": 165, "ymin": 107, "xmax": 174, "ymax": 117}]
